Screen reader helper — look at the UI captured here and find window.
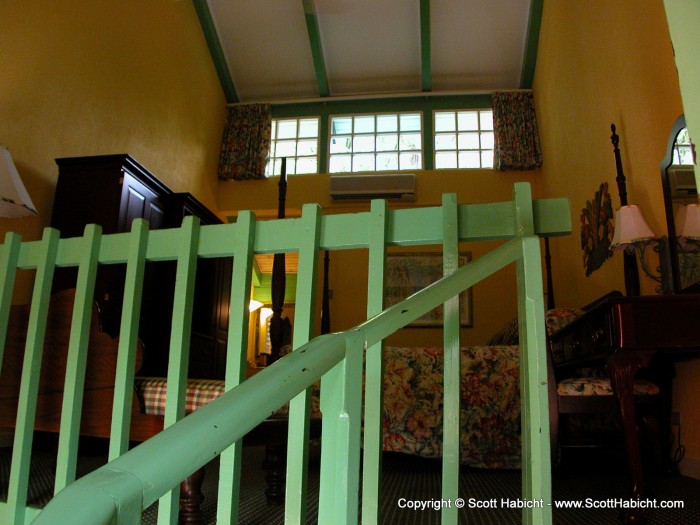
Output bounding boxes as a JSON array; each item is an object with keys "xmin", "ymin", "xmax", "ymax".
[
  {"xmin": 673, "ymin": 127, "xmax": 693, "ymax": 165},
  {"xmin": 266, "ymin": 117, "xmax": 319, "ymax": 176},
  {"xmin": 434, "ymin": 110, "xmax": 494, "ymax": 169},
  {"xmin": 328, "ymin": 112, "xmax": 422, "ymax": 173}
]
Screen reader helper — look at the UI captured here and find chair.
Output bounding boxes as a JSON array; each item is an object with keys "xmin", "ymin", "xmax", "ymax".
[{"xmin": 546, "ymin": 292, "xmax": 662, "ymax": 469}]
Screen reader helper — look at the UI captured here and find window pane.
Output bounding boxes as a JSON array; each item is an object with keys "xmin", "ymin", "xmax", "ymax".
[
  {"xmin": 298, "ymin": 118, "xmax": 318, "ymax": 138},
  {"xmin": 435, "ymin": 112, "xmax": 456, "ymax": 132},
  {"xmin": 481, "ymin": 150, "xmax": 494, "ymax": 168},
  {"xmin": 270, "ymin": 121, "xmax": 277, "ymax": 140},
  {"xmin": 457, "ymin": 111, "xmax": 479, "ymax": 131},
  {"xmin": 275, "ymin": 140, "xmax": 297, "ymax": 157},
  {"xmin": 400, "ymin": 132, "xmax": 422, "ymax": 151},
  {"xmin": 435, "ymin": 133, "xmax": 456, "ymax": 151},
  {"xmin": 458, "ymin": 132, "xmax": 480, "ymax": 150},
  {"xmin": 376, "ymin": 134, "xmax": 398, "ymax": 151},
  {"xmin": 377, "ymin": 114, "xmax": 398, "ymax": 132},
  {"xmin": 435, "ymin": 151, "xmax": 457, "ymax": 169},
  {"xmin": 353, "ymin": 135, "xmax": 375, "ymax": 153},
  {"xmin": 354, "ymin": 116, "xmax": 375, "ymax": 133},
  {"xmin": 297, "ymin": 139, "xmax": 317, "ymax": 156},
  {"xmin": 458, "ymin": 151, "xmax": 481, "ymax": 168},
  {"xmin": 400, "ymin": 113, "xmax": 421, "ymax": 132},
  {"xmin": 330, "ymin": 155, "xmax": 351, "ymax": 173},
  {"xmin": 480, "ymin": 131, "xmax": 494, "ymax": 149},
  {"xmin": 400, "ymin": 152, "xmax": 421, "ymax": 170},
  {"xmin": 286, "ymin": 159, "xmax": 297, "ymax": 175},
  {"xmin": 330, "ymin": 136, "xmax": 352, "ymax": 154},
  {"xmin": 353, "ymin": 153, "xmax": 375, "ymax": 172},
  {"xmin": 480, "ymin": 110, "xmax": 494, "ymax": 131},
  {"xmin": 376, "ymin": 153, "xmax": 399, "ymax": 171},
  {"xmin": 296, "ymin": 157, "xmax": 317, "ymax": 174},
  {"xmin": 331, "ymin": 117, "xmax": 352, "ymax": 135},
  {"xmin": 277, "ymin": 120, "xmax": 298, "ymax": 139}
]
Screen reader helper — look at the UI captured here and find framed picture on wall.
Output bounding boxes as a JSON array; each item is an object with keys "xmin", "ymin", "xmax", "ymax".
[{"xmin": 385, "ymin": 252, "xmax": 473, "ymax": 328}]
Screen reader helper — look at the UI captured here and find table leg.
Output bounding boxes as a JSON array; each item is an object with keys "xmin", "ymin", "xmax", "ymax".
[
  {"xmin": 607, "ymin": 349, "xmax": 654, "ymax": 524},
  {"xmin": 179, "ymin": 467, "xmax": 205, "ymax": 524}
]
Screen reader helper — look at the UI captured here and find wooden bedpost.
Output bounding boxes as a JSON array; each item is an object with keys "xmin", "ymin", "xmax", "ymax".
[{"xmin": 268, "ymin": 158, "xmax": 287, "ymax": 364}]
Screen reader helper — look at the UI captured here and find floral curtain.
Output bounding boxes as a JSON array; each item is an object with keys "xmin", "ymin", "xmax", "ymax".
[
  {"xmin": 217, "ymin": 104, "xmax": 272, "ymax": 180},
  {"xmin": 492, "ymin": 91, "xmax": 543, "ymax": 171}
]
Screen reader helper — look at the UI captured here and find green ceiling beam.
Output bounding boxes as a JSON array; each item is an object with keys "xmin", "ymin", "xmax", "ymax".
[
  {"xmin": 302, "ymin": 0, "xmax": 330, "ymax": 97},
  {"xmin": 520, "ymin": 0, "xmax": 544, "ymax": 89},
  {"xmin": 420, "ymin": 0, "xmax": 432, "ymax": 92},
  {"xmin": 193, "ymin": 0, "xmax": 239, "ymax": 103}
]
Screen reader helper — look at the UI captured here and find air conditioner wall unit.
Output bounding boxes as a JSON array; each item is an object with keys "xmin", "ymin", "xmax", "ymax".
[{"xmin": 329, "ymin": 173, "xmax": 416, "ymax": 201}]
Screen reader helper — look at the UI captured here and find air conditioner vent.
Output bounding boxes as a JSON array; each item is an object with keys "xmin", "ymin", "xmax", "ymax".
[{"xmin": 329, "ymin": 173, "xmax": 416, "ymax": 201}]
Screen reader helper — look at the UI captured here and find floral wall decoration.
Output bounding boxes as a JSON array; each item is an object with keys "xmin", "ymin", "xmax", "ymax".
[{"xmin": 581, "ymin": 182, "xmax": 615, "ymax": 276}]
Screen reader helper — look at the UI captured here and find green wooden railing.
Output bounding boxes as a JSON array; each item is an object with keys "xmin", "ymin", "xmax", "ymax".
[{"xmin": 0, "ymin": 183, "xmax": 570, "ymax": 525}]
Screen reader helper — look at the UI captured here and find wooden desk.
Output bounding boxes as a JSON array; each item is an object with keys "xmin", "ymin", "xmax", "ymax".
[{"xmin": 604, "ymin": 294, "xmax": 700, "ymax": 523}]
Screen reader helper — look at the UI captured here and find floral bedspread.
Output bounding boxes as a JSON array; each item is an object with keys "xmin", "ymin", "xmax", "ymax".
[{"xmin": 382, "ymin": 345, "xmax": 522, "ymax": 469}]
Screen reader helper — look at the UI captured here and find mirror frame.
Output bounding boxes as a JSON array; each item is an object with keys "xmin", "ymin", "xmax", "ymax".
[{"xmin": 660, "ymin": 114, "xmax": 693, "ymax": 293}]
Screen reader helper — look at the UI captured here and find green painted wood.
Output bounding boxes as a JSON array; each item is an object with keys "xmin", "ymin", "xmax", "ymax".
[
  {"xmin": 285, "ymin": 204, "xmax": 322, "ymax": 524},
  {"xmin": 302, "ymin": 0, "xmax": 330, "ymax": 97},
  {"xmin": 420, "ymin": 0, "xmax": 432, "ymax": 92},
  {"xmin": 159, "ymin": 216, "xmax": 201, "ymax": 525},
  {"xmin": 0, "ymin": 232, "xmax": 21, "ymax": 369},
  {"xmin": 192, "ymin": 0, "xmax": 239, "ymax": 103},
  {"xmin": 513, "ymin": 184, "xmax": 552, "ymax": 525},
  {"xmin": 55, "ymin": 225, "xmax": 103, "ymax": 492},
  {"xmin": 17, "ymin": 185, "xmax": 570, "ymax": 525},
  {"xmin": 217, "ymin": 211, "xmax": 256, "ymax": 525},
  {"xmin": 7, "ymin": 228, "xmax": 59, "ymax": 525},
  {"xmin": 319, "ymin": 336, "xmax": 366, "ymax": 524},
  {"xmin": 109, "ymin": 219, "xmax": 149, "ymax": 460},
  {"xmin": 440, "ymin": 193, "xmax": 460, "ymax": 525},
  {"xmin": 360, "ymin": 199, "xmax": 388, "ymax": 525},
  {"xmin": 520, "ymin": 0, "xmax": 544, "ymax": 89}
]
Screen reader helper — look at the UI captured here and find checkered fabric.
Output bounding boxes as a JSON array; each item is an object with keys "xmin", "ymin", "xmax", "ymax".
[{"xmin": 134, "ymin": 377, "xmax": 226, "ymax": 416}]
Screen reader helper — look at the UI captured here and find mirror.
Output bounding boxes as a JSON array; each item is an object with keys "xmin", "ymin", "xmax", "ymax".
[{"xmin": 661, "ymin": 114, "xmax": 700, "ymax": 293}]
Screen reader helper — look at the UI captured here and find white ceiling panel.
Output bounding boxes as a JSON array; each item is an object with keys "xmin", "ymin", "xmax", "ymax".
[
  {"xmin": 207, "ymin": 0, "xmax": 319, "ymax": 101},
  {"xmin": 315, "ymin": 0, "xmax": 422, "ymax": 96},
  {"xmin": 431, "ymin": 0, "xmax": 531, "ymax": 90},
  {"xmin": 202, "ymin": 0, "xmax": 538, "ymax": 103}
]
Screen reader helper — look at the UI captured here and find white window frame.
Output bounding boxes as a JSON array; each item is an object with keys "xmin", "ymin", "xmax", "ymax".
[
  {"xmin": 266, "ymin": 117, "xmax": 320, "ymax": 177},
  {"xmin": 433, "ymin": 109, "xmax": 494, "ymax": 169},
  {"xmin": 328, "ymin": 111, "xmax": 423, "ymax": 173}
]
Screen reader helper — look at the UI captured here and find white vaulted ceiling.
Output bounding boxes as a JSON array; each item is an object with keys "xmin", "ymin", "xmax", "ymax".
[{"xmin": 195, "ymin": 0, "xmax": 541, "ymax": 104}]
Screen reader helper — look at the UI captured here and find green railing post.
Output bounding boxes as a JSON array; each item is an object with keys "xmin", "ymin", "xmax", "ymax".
[
  {"xmin": 514, "ymin": 184, "xmax": 552, "ymax": 525},
  {"xmin": 55, "ymin": 224, "xmax": 102, "ymax": 492},
  {"xmin": 441, "ymin": 193, "xmax": 461, "ymax": 525},
  {"xmin": 218, "ymin": 212, "xmax": 255, "ymax": 525},
  {"xmin": 361, "ymin": 199, "xmax": 388, "ymax": 525},
  {"xmin": 318, "ymin": 330, "xmax": 364, "ymax": 525}
]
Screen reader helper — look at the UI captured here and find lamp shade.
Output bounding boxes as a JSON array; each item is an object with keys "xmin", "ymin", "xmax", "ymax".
[
  {"xmin": 0, "ymin": 146, "xmax": 37, "ymax": 218},
  {"xmin": 610, "ymin": 205, "xmax": 657, "ymax": 251},
  {"xmin": 675, "ymin": 204, "xmax": 700, "ymax": 240}
]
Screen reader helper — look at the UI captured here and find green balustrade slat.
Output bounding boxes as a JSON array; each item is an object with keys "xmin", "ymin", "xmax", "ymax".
[
  {"xmin": 286, "ymin": 204, "xmax": 322, "ymax": 524},
  {"xmin": 159, "ymin": 216, "xmax": 201, "ymax": 525},
  {"xmin": 55, "ymin": 224, "xmax": 103, "ymax": 492},
  {"xmin": 109, "ymin": 219, "xmax": 150, "ymax": 460},
  {"xmin": 218, "ymin": 211, "xmax": 256, "ymax": 525},
  {"xmin": 7, "ymin": 228, "xmax": 60, "ymax": 525},
  {"xmin": 441, "ymin": 194, "xmax": 461, "ymax": 525},
  {"xmin": 0, "ymin": 232, "xmax": 21, "ymax": 368},
  {"xmin": 361, "ymin": 199, "xmax": 388, "ymax": 525}
]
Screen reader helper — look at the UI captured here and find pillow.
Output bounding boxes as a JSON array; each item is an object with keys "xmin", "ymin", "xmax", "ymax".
[{"xmin": 486, "ymin": 308, "xmax": 584, "ymax": 345}]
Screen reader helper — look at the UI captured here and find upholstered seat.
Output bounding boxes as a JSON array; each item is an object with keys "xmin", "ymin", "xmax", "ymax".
[{"xmin": 557, "ymin": 377, "xmax": 660, "ymax": 397}]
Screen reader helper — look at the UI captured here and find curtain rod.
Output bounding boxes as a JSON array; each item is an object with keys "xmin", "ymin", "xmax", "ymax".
[{"xmin": 228, "ymin": 88, "xmax": 532, "ymax": 107}]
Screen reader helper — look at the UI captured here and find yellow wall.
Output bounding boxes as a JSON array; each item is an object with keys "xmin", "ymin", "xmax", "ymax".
[
  {"xmin": 0, "ymin": 0, "xmax": 226, "ymax": 301},
  {"xmin": 534, "ymin": 0, "xmax": 700, "ymax": 473},
  {"xmin": 218, "ymin": 168, "xmax": 539, "ymax": 347}
]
